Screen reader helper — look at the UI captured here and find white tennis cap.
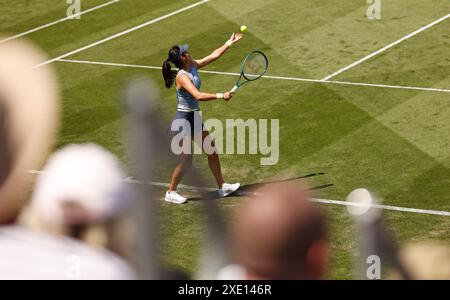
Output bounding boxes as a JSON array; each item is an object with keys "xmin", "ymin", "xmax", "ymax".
[
  {"xmin": 178, "ymin": 44, "xmax": 189, "ymax": 55},
  {"xmin": 30, "ymin": 144, "xmax": 132, "ymax": 225}
]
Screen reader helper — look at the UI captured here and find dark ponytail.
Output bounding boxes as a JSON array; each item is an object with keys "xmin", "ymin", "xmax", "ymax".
[
  {"xmin": 162, "ymin": 59, "xmax": 176, "ymax": 88},
  {"xmin": 162, "ymin": 46, "xmax": 183, "ymax": 88}
]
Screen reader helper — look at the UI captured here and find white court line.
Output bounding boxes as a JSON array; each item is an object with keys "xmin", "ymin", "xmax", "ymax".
[
  {"xmin": 310, "ymin": 198, "xmax": 450, "ymax": 217},
  {"xmin": 57, "ymin": 58, "xmax": 450, "ymax": 94},
  {"xmin": 33, "ymin": 0, "xmax": 210, "ymax": 68},
  {"xmin": 0, "ymin": 0, "xmax": 120, "ymax": 45},
  {"xmin": 27, "ymin": 170, "xmax": 450, "ymax": 217},
  {"xmin": 321, "ymin": 13, "xmax": 450, "ymax": 81}
]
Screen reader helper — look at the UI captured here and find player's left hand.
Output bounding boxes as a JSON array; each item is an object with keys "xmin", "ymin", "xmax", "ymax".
[{"xmin": 229, "ymin": 33, "xmax": 243, "ymax": 44}]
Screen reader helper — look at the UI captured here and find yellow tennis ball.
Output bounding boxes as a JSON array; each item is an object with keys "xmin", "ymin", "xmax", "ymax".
[{"xmin": 240, "ymin": 25, "xmax": 248, "ymax": 33}]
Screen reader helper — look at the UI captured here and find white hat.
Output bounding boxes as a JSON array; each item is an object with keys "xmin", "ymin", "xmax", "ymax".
[{"xmin": 30, "ymin": 144, "xmax": 132, "ymax": 225}]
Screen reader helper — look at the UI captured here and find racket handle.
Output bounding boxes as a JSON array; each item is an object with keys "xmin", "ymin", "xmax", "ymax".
[{"xmin": 230, "ymin": 85, "xmax": 238, "ymax": 93}]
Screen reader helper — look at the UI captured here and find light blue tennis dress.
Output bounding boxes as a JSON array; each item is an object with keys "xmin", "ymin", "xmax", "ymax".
[
  {"xmin": 176, "ymin": 65, "xmax": 201, "ymax": 112},
  {"xmin": 172, "ymin": 65, "xmax": 203, "ymax": 137}
]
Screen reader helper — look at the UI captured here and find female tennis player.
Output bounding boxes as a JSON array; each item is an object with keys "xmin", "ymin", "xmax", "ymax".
[{"xmin": 162, "ymin": 33, "xmax": 242, "ymax": 204}]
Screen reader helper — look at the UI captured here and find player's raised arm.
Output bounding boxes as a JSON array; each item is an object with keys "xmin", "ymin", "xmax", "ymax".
[{"xmin": 194, "ymin": 33, "xmax": 242, "ymax": 69}]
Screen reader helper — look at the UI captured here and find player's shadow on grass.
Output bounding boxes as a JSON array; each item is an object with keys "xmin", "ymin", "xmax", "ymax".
[{"xmin": 188, "ymin": 173, "xmax": 333, "ymax": 201}]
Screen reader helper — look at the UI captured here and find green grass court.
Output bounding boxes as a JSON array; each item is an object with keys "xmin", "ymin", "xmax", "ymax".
[{"xmin": 2, "ymin": 0, "xmax": 449, "ymax": 278}]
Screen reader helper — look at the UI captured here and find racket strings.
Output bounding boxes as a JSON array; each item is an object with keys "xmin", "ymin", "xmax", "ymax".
[{"xmin": 243, "ymin": 53, "xmax": 267, "ymax": 80}]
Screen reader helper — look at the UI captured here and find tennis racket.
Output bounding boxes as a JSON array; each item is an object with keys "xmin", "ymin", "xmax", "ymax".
[{"xmin": 230, "ymin": 50, "xmax": 268, "ymax": 93}]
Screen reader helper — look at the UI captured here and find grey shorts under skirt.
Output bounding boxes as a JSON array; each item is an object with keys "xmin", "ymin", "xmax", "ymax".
[{"xmin": 170, "ymin": 110, "xmax": 205, "ymax": 137}]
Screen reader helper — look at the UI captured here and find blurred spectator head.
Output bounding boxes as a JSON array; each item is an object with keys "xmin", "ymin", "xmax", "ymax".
[
  {"xmin": 229, "ymin": 182, "xmax": 329, "ymax": 279},
  {"xmin": 20, "ymin": 143, "xmax": 134, "ymax": 258},
  {"xmin": 0, "ymin": 38, "xmax": 59, "ymax": 224},
  {"xmin": 390, "ymin": 242, "xmax": 450, "ymax": 280}
]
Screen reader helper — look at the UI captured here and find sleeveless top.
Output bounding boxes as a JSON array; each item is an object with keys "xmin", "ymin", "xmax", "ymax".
[{"xmin": 176, "ymin": 65, "xmax": 201, "ymax": 112}]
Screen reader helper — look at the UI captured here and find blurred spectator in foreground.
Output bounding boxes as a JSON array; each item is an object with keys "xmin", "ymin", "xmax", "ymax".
[
  {"xmin": 20, "ymin": 144, "xmax": 132, "ymax": 254},
  {"xmin": 0, "ymin": 38, "xmax": 134, "ymax": 279},
  {"xmin": 0, "ymin": 38, "xmax": 59, "ymax": 224},
  {"xmin": 218, "ymin": 183, "xmax": 329, "ymax": 280},
  {"xmin": 18, "ymin": 143, "xmax": 136, "ymax": 279},
  {"xmin": 389, "ymin": 242, "xmax": 450, "ymax": 280}
]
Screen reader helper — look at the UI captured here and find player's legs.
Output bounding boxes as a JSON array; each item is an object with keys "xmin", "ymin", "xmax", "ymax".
[
  {"xmin": 168, "ymin": 137, "xmax": 193, "ymax": 192},
  {"xmin": 200, "ymin": 130, "xmax": 224, "ymax": 188}
]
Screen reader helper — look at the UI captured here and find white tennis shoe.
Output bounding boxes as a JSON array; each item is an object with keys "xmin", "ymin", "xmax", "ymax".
[
  {"xmin": 165, "ymin": 191, "xmax": 187, "ymax": 204},
  {"xmin": 218, "ymin": 183, "xmax": 240, "ymax": 198}
]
